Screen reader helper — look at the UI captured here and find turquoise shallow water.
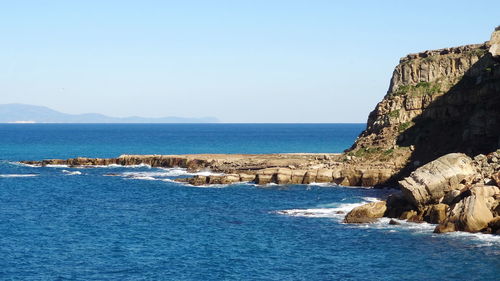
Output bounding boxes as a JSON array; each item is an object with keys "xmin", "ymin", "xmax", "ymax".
[{"xmin": 0, "ymin": 124, "xmax": 498, "ymax": 280}]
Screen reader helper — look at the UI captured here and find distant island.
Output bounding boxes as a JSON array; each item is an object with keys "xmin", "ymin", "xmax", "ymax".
[{"xmin": 0, "ymin": 104, "xmax": 218, "ymax": 123}]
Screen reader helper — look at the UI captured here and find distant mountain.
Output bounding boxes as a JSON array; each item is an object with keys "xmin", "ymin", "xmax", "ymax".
[{"xmin": 0, "ymin": 104, "xmax": 218, "ymax": 123}]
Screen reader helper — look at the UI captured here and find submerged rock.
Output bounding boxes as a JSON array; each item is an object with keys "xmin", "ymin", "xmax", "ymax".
[{"xmin": 388, "ymin": 219, "xmax": 401, "ymax": 225}]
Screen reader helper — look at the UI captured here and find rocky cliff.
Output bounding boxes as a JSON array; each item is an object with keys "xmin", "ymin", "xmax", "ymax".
[{"xmin": 348, "ymin": 27, "xmax": 500, "ymax": 182}]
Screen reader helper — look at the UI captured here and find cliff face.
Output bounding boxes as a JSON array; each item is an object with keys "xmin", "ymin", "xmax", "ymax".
[{"xmin": 349, "ymin": 28, "xmax": 500, "ymax": 177}]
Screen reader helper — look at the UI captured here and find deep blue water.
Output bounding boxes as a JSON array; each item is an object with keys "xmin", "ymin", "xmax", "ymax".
[{"xmin": 0, "ymin": 124, "xmax": 498, "ymax": 281}]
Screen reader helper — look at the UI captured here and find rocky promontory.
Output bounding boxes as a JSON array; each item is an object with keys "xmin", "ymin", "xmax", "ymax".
[
  {"xmin": 343, "ymin": 27, "xmax": 500, "ymax": 234},
  {"xmin": 21, "ymin": 27, "xmax": 500, "ymax": 235}
]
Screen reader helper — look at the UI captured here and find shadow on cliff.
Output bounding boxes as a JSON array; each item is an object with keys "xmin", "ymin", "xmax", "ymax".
[{"xmin": 385, "ymin": 53, "xmax": 500, "ymax": 185}]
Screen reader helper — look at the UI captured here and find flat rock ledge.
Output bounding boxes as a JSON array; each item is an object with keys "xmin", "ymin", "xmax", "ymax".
[{"xmin": 21, "ymin": 153, "xmax": 396, "ymax": 187}]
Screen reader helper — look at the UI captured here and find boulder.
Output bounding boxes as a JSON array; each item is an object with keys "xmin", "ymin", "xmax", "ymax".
[
  {"xmin": 442, "ymin": 190, "xmax": 461, "ymax": 205},
  {"xmin": 491, "ymin": 172, "xmax": 500, "ymax": 187},
  {"xmin": 344, "ymin": 201, "xmax": 387, "ymax": 223},
  {"xmin": 399, "ymin": 153, "xmax": 475, "ymax": 209},
  {"xmin": 445, "ymin": 193, "xmax": 494, "ymax": 232},
  {"xmin": 426, "ymin": 204, "xmax": 448, "ymax": 224},
  {"xmin": 434, "ymin": 222, "xmax": 456, "ymax": 233},
  {"xmin": 385, "ymin": 192, "xmax": 414, "ymax": 218},
  {"xmin": 399, "ymin": 210, "xmax": 417, "ymax": 220},
  {"xmin": 470, "ymin": 185, "xmax": 500, "ymax": 210},
  {"xmin": 488, "ymin": 217, "xmax": 500, "ymax": 234}
]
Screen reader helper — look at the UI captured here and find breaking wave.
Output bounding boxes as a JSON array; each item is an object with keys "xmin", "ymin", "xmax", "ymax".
[
  {"xmin": 62, "ymin": 170, "xmax": 82, "ymax": 175},
  {"xmin": 0, "ymin": 174, "xmax": 38, "ymax": 178}
]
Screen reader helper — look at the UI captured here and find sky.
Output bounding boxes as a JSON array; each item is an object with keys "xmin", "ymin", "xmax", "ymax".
[{"xmin": 1, "ymin": 0, "xmax": 498, "ymax": 123}]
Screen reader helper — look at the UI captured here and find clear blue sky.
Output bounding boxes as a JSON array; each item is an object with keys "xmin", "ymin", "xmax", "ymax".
[{"xmin": 1, "ymin": 0, "xmax": 498, "ymax": 122}]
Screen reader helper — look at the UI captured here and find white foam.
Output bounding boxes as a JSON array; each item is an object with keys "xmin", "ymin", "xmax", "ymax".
[
  {"xmin": 442, "ymin": 230, "xmax": 500, "ymax": 247},
  {"xmin": 161, "ymin": 178, "xmax": 238, "ymax": 189},
  {"xmin": 361, "ymin": 197, "xmax": 380, "ymax": 203},
  {"xmin": 91, "ymin": 163, "xmax": 152, "ymax": 168},
  {"xmin": 10, "ymin": 162, "xmax": 40, "ymax": 168},
  {"xmin": 0, "ymin": 174, "xmax": 38, "ymax": 178},
  {"xmin": 119, "ymin": 167, "xmax": 223, "ymax": 182},
  {"xmin": 62, "ymin": 170, "xmax": 82, "ymax": 175},
  {"xmin": 276, "ymin": 201, "xmax": 369, "ymax": 219},
  {"xmin": 308, "ymin": 182, "xmax": 338, "ymax": 187},
  {"xmin": 45, "ymin": 164, "xmax": 69, "ymax": 168},
  {"xmin": 122, "ymin": 169, "xmax": 188, "ymax": 178},
  {"xmin": 193, "ymin": 170, "xmax": 222, "ymax": 176},
  {"xmin": 128, "ymin": 176, "xmax": 156, "ymax": 181}
]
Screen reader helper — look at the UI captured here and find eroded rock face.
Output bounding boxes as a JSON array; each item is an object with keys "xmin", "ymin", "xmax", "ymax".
[
  {"xmin": 399, "ymin": 153, "xmax": 475, "ymax": 208},
  {"xmin": 344, "ymin": 201, "xmax": 387, "ymax": 223},
  {"xmin": 348, "ymin": 27, "xmax": 500, "ymax": 172}
]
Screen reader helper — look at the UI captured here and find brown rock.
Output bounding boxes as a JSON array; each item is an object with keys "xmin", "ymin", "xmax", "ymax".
[
  {"xmin": 274, "ymin": 168, "xmax": 292, "ymax": 184},
  {"xmin": 255, "ymin": 174, "xmax": 273, "ymax": 185},
  {"xmin": 385, "ymin": 193, "xmax": 414, "ymax": 218},
  {"xmin": 488, "ymin": 217, "xmax": 500, "ymax": 234},
  {"xmin": 399, "ymin": 210, "xmax": 417, "ymax": 220},
  {"xmin": 399, "ymin": 153, "xmax": 476, "ymax": 209},
  {"xmin": 434, "ymin": 222, "xmax": 456, "ymax": 233},
  {"xmin": 344, "ymin": 201, "xmax": 387, "ymax": 223},
  {"xmin": 446, "ymin": 193, "xmax": 494, "ymax": 232},
  {"xmin": 291, "ymin": 170, "xmax": 307, "ymax": 184},
  {"xmin": 316, "ymin": 169, "xmax": 333, "ymax": 183},
  {"xmin": 239, "ymin": 173, "xmax": 256, "ymax": 182},
  {"xmin": 389, "ymin": 219, "xmax": 401, "ymax": 225},
  {"xmin": 491, "ymin": 172, "xmax": 500, "ymax": 187},
  {"xmin": 427, "ymin": 204, "xmax": 448, "ymax": 224},
  {"xmin": 302, "ymin": 170, "xmax": 317, "ymax": 184}
]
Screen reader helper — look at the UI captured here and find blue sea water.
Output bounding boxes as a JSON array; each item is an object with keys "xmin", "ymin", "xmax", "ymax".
[{"xmin": 0, "ymin": 124, "xmax": 498, "ymax": 281}]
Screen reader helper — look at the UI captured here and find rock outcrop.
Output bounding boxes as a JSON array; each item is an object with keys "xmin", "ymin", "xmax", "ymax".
[
  {"xmin": 399, "ymin": 153, "xmax": 475, "ymax": 209},
  {"xmin": 348, "ymin": 27, "xmax": 500, "ymax": 184}
]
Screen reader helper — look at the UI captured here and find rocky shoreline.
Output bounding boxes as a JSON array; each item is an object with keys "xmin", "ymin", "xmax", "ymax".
[
  {"xmin": 21, "ymin": 153, "xmax": 396, "ymax": 186},
  {"xmin": 344, "ymin": 151, "xmax": 500, "ymax": 234},
  {"xmin": 21, "ymin": 27, "xmax": 500, "ymax": 236}
]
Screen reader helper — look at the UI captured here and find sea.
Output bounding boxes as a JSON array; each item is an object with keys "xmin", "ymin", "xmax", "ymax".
[{"xmin": 0, "ymin": 124, "xmax": 498, "ymax": 281}]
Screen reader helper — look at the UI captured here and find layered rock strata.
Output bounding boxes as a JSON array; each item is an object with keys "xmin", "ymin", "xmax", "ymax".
[
  {"xmin": 21, "ymin": 153, "xmax": 396, "ymax": 187},
  {"xmin": 348, "ymin": 27, "xmax": 500, "ymax": 182}
]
